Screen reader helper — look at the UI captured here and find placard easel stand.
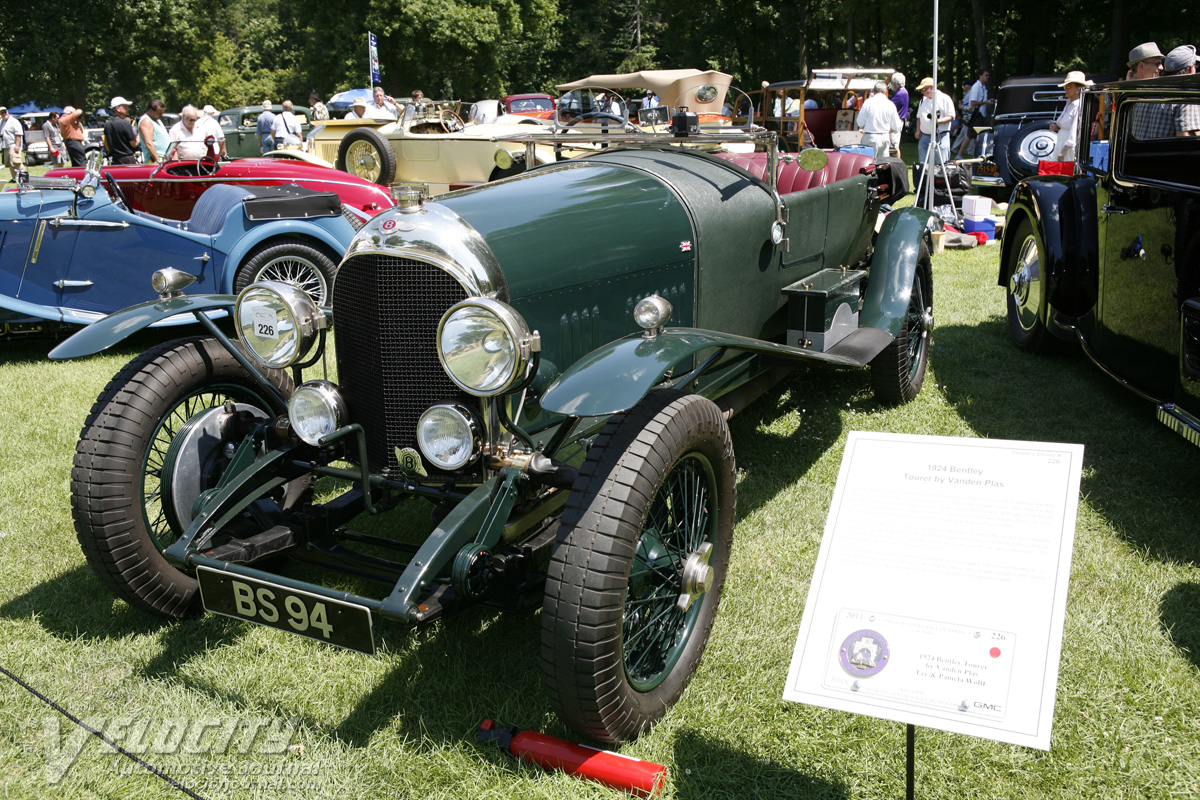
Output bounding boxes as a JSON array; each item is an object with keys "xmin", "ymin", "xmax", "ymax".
[{"xmin": 906, "ymin": 724, "xmax": 915, "ymax": 800}]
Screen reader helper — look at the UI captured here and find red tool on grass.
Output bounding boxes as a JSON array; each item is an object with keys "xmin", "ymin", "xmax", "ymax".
[{"xmin": 477, "ymin": 719, "xmax": 666, "ymax": 797}]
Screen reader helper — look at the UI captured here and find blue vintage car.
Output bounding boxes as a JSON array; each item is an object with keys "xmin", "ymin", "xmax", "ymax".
[{"xmin": 0, "ymin": 157, "xmax": 356, "ymax": 333}]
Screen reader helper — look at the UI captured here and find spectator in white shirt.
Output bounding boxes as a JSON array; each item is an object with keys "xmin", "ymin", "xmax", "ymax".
[
  {"xmin": 365, "ymin": 86, "xmax": 400, "ymax": 121},
  {"xmin": 272, "ymin": 100, "xmax": 303, "ymax": 148},
  {"xmin": 856, "ymin": 82, "xmax": 903, "ymax": 159},
  {"xmin": 345, "ymin": 98, "xmax": 368, "ymax": 120}
]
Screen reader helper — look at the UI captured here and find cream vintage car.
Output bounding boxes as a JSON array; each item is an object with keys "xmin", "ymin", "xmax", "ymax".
[
  {"xmin": 307, "ymin": 101, "xmax": 553, "ymax": 193},
  {"xmin": 308, "ymin": 70, "xmax": 741, "ymax": 194}
]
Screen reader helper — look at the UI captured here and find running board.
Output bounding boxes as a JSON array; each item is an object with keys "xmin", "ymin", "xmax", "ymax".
[{"xmin": 1158, "ymin": 404, "xmax": 1200, "ymax": 449}]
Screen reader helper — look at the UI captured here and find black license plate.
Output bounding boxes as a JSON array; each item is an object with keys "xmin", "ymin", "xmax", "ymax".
[
  {"xmin": 974, "ymin": 162, "xmax": 1000, "ymax": 178},
  {"xmin": 197, "ymin": 566, "xmax": 375, "ymax": 654}
]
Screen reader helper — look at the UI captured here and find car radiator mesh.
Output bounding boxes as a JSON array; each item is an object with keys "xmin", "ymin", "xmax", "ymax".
[{"xmin": 333, "ymin": 254, "xmax": 471, "ymax": 476}]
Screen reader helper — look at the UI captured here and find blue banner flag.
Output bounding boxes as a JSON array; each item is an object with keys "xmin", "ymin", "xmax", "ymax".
[{"xmin": 369, "ymin": 33, "xmax": 381, "ymax": 85}]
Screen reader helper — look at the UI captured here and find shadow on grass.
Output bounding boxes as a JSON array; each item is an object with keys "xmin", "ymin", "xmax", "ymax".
[
  {"xmin": 0, "ymin": 326, "xmax": 183, "ymax": 366},
  {"xmin": 1159, "ymin": 582, "xmax": 1200, "ymax": 671},
  {"xmin": 670, "ymin": 728, "xmax": 848, "ymax": 799},
  {"xmin": 930, "ymin": 314, "xmax": 1200, "ymax": 565}
]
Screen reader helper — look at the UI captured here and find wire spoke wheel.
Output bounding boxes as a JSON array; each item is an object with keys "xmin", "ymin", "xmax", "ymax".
[
  {"xmin": 870, "ymin": 241, "xmax": 933, "ymax": 405},
  {"xmin": 542, "ymin": 390, "xmax": 735, "ymax": 743},
  {"xmin": 142, "ymin": 385, "xmax": 273, "ymax": 552},
  {"xmin": 624, "ymin": 454, "xmax": 716, "ymax": 690},
  {"xmin": 252, "ymin": 253, "xmax": 329, "ymax": 303},
  {"xmin": 72, "ymin": 337, "xmax": 294, "ymax": 618}
]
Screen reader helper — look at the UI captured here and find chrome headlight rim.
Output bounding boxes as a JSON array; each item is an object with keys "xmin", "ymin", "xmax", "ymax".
[
  {"xmin": 287, "ymin": 380, "xmax": 347, "ymax": 447},
  {"xmin": 235, "ymin": 280, "xmax": 322, "ymax": 369},
  {"xmin": 417, "ymin": 403, "xmax": 482, "ymax": 471},
  {"xmin": 436, "ymin": 297, "xmax": 534, "ymax": 397}
]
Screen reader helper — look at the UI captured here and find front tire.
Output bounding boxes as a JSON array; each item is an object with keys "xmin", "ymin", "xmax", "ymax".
[
  {"xmin": 233, "ymin": 238, "xmax": 337, "ymax": 305},
  {"xmin": 71, "ymin": 337, "xmax": 293, "ymax": 618},
  {"xmin": 1005, "ymin": 216, "xmax": 1052, "ymax": 352},
  {"xmin": 336, "ymin": 128, "xmax": 396, "ymax": 186},
  {"xmin": 541, "ymin": 390, "xmax": 735, "ymax": 743},
  {"xmin": 870, "ymin": 242, "xmax": 933, "ymax": 404}
]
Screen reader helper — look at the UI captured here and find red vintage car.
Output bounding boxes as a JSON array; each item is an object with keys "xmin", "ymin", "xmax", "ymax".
[
  {"xmin": 48, "ymin": 150, "xmax": 394, "ymax": 221},
  {"xmin": 501, "ymin": 93, "xmax": 556, "ymax": 119}
]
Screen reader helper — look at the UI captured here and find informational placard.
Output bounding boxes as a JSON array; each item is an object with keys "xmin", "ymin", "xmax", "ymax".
[{"xmin": 783, "ymin": 432, "xmax": 1084, "ymax": 750}]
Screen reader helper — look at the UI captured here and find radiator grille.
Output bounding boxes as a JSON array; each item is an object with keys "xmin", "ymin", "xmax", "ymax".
[{"xmin": 333, "ymin": 254, "xmax": 471, "ymax": 475}]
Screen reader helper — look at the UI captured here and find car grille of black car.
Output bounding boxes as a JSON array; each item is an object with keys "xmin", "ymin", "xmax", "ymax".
[{"xmin": 332, "ymin": 253, "xmax": 471, "ymax": 476}]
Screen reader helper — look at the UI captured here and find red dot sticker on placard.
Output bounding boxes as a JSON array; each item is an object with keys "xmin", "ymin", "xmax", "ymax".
[{"xmin": 989, "ymin": 647, "xmax": 1001, "ymax": 658}]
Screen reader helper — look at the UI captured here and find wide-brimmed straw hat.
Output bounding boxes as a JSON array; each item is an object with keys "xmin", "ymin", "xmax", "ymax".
[{"xmin": 1059, "ymin": 71, "xmax": 1094, "ymax": 88}]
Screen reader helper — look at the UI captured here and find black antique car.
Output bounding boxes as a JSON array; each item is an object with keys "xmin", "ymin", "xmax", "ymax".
[
  {"xmin": 972, "ymin": 73, "xmax": 1111, "ymax": 193},
  {"xmin": 1001, "ymin": 74, "xmax": 1200, "ymax": 447},
  {"xmin": 53, "ymin": 88, "xmax": 937, "ymax": 744}
]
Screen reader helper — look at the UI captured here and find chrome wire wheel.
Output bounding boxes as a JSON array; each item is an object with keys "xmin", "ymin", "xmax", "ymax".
[
  {"xmin": 252, "ymin": 252, "xmax": 330, "ymax": 305},
  {"xmin": 624, "ymin": 453, "xmax": 718, "ymax": 691}
]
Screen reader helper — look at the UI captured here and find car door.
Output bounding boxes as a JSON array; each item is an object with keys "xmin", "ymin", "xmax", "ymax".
[
  {"xmin": 54, "ymin": 190, "xmax": 217, "ymax": 314},
  {"xmin": 0, "ymin": 188, "xmax": 82, "ymax": 310},
  {"xmin": 1094, "ymin": 95, "xmax": 1200, "ymax": 397}
]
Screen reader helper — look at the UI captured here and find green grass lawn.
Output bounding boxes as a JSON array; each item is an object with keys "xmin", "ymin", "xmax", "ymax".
[{"xmin": 1, "ymin": 188, "xmax": 1198, "ymax": 799}]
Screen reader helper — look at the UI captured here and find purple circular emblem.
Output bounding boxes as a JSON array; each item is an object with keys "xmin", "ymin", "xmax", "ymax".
[{"xmin": 839, "ymin": 629, "xmax": 890, "ymax": 678}]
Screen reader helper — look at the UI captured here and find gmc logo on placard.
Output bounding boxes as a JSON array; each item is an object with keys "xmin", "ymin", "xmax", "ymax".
[{"xmin": 973, "ymin": 701, "xmax": 1003, "ymax": 712}]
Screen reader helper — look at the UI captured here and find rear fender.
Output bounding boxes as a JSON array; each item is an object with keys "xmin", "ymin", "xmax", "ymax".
[
  {"xmin": 48, "ymin": 295, "xmax": 236, "ymax": 359},
  {"xmin": 859, "ymin": 206, "xmax": 936, "ymax": 336},
  {"xmin": 216, "ymin": 220, "xmax": 352, "ymax": 294}
]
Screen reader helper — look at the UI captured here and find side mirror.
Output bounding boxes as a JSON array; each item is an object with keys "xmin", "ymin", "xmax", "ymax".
[{"xmin": 797, "ymin": 147, "xmax": 829, "ymax": 172}]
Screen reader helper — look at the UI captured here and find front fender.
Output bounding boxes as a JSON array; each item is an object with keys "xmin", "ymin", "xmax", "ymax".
[
  {"xmin": 48, "ymin": 295, "xmax": 236, "ymax": 360},
  {"xmin": 999, "ymin": 176, "xmax": 1097, "ymax": 316},
  {"xmin": 539, "ymin": 328, "xmax": 873, "ymax": 417},
  {"xmin": 859, "ymin": 206, "xmax": 936, "ymax": 336}
]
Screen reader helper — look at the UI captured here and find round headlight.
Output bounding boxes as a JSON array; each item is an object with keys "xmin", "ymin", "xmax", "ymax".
[
  {"xmin": 417, "ymin": 404, "xmax": 481, "ymax": 471},
  {"xmin": 494, "ymin": 149, "xmax": 514, "ymax": 170},
  {"xmin": 288, "ymin": 380, "xmax": 347, "ymax": 446},
  {"xmin": 634, "ymin": 295, "xmax": 673, "ymax": 330},
  {"xmin": 236, "ymin": 281, "xmax": 321, "ymax": 368},
  {"xmin": 437, "ymin": 298, "xmax": 534, "ymax": 396}
]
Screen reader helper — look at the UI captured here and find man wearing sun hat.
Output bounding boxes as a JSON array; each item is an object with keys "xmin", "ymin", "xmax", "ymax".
[
  {"xmin": 345, "ymin": 97, "xmax": 369, "ymax": 119},
  {"xmin": 1048, "ymin": 71, "xmax": 1093, "ymax": 161},
  {"xmin": 913, "ymin": 76, "xmax": 955, "ymax": 166},
  {"xmin": 1126, "ymin": 42, "xmax": 1165, "ymax": 80},
  {"xmin": 104, "ymin": 96, "xmax": 140, "ymax": 164}
]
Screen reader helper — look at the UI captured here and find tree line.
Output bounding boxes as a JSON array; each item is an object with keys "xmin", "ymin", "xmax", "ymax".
[{"xmin": 0, "ymin": 0, "xmax": 1191, "ymax": 114}]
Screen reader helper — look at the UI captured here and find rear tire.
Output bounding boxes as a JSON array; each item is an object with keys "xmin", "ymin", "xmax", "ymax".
[
  {"xmin": 541, "ymin": 390, "xmax": 735, "ymax": 743},
  {"xmin": 71, "ymin": 337, "xmax": 293, "ymax": 618}
]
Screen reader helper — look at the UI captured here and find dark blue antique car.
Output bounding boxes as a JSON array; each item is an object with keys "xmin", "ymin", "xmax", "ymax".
[
  {"xmin": 1001, "ymin": 74, "xmax": 1200, "ymax": 447},
  {"xmin": 0, "ymin": 156, "xmax": 356, "ymax": 334}
]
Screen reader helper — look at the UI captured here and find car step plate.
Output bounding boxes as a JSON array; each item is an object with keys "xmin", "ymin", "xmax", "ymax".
[{"xmin": 197, "ymin": 566, "xmax": 375, "ymax": 654}]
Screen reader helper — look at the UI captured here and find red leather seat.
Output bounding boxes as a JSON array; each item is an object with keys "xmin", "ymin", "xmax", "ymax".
[{"xmin": 715, "ymin": 150, "xmax": 874, "ymax": 194}]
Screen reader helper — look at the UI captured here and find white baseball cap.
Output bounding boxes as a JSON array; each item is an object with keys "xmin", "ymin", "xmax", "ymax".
[{"xmin": 110, "ymin": 96, "xmax": 132, "ymax": 108}]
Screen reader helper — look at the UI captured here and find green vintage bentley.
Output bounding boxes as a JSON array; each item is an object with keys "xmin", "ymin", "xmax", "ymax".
[{"xmin": 54, "ymin": 95, "xmax": 936, "ymax": 744}]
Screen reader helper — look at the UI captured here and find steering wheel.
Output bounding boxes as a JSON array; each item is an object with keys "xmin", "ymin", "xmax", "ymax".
[
  {"xmin": 196, "ymin": 136, "xmax": 220, "ymax": 176},
  {"xmin": 104, "ymin": 172, "xmax": 130, "ymax": 208},
  {"xmin": 437, "ymin": 109, "xmax": 465, "ymax": 132}
]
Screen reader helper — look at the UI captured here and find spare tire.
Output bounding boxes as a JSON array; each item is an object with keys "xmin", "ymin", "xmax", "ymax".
[
  {"xmin": 1006, "ymin": 122, "xmax": 1058, "ymax": 181},
  {"xmin": 336, "ymin": 127, "xmax": 396, "ymax": 186}
]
